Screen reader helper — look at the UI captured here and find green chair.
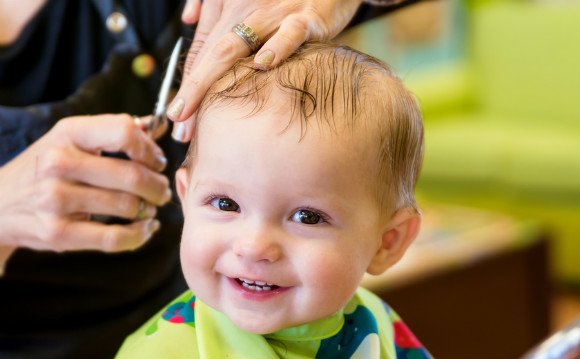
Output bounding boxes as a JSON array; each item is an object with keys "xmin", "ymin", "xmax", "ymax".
[{"xmin": 406, "ymin": 1, "xmax": 580, "ymax": 283}]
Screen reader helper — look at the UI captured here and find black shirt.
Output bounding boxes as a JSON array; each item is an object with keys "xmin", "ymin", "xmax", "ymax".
[{"xmin": 0, "ymin": 1, "xmax": 188, "ymax": 358}]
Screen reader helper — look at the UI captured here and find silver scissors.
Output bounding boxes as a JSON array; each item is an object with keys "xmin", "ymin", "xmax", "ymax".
[
  {"xmin": 137, "ymin": 37, "xmax": 183, "ymax": 137},
  {"xmin": 92, "ymin": 37, "xmax": 184, "ymax": 225}
]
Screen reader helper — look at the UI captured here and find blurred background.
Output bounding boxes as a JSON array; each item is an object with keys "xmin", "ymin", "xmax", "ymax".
[{"xmin": 339, "ymin": 0, "xmax": 580, "ymax": 358}]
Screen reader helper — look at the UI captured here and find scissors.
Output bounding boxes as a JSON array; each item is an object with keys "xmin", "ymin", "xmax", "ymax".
[
  {"xmin": 89, "ymin": 37, "xmax": 183, "ymax": 224},
  {"xmin": 135, "ymin": 36, "xmax": 183, "ymax": 137},
  {"xmin": 92, "ymin": 37, "xmax": 184, "ymax": 225}
]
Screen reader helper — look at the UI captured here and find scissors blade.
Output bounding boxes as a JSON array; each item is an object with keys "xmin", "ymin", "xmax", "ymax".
[{"xmin": 146, "ymin": 36, "xmax": 183, "ymax": 135}]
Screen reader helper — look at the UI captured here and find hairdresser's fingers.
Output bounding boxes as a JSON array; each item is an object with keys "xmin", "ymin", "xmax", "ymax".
[
  {"xmin": 171, "ymin": 117, "xmax": 196, "ymax": 144},
  {"xmin": 170, "ymin": 1, "xmax": 227, "ymax": 144},
  {"xmin": 170, "ymin": 20, "xmax": 267, "ymax": 142},
  {"xmin": 132, "ymin": 115, "xmax": 169, "ymax": 141},
  {"xmin": 137, "ymin": 114, "xmax": 169, "ymax": 141},
  {"xmin": 181, "ymin": 0, "xmax": 202, "ymax": 24},
  {"xmin": 36, "ymin": 142, "xmax": 171, "ymax": 207},
  {"xmin": 253, "ymin": 15, "xmax": 310, "ymax": 70},
  {"xmin": 60, "ymin": 150, "xmax": 171, "ymax": 207},
  {"xmin": 186, "ymin": 6, "xmax": 278, "ymax": 73},
  {"xmin": 252, "ymin": 0, "xmax": 363, "ymax": 70},
  {"xmin": 24, "ymin": 218, "xmax": 161, "ymax": 253},
  {"xmin": 151, "ymin": 116, "xmax": 169, "ymax": 141},
  {"xmin": 183, "ymin": 0, "xmax": 224, "ymax": 77},
  {"xmin": 56, "ymin": 114, "xmax": 167, "ymax": 172},
  {"xmin": 41, "ymin": 181, "xmax": 157, "ymax": 220}
]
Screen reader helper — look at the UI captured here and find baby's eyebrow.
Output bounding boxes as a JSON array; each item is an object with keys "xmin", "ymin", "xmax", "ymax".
[
  {"xmin": 191, "ymin": 181, "xmax": 210, "ymax": 192},
  {"xmin": 191, "ymin": 179, "xmax": 234, "ymax": 192}
]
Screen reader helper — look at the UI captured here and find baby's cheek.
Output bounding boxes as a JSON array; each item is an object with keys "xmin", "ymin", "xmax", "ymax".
[
  {"xmin": 179, "ymin": 236, "xmax": 199, "ymax": 286},
  {"xmin": 309, "ymin": 256, "xmax": 363, "ymax": 306},
  {"xmin": 179, "ymin": 226, "xmax": 215, "ymax": 276}
]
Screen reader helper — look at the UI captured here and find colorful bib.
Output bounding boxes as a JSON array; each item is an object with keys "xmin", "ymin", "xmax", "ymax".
[{"xmin": 116, "ymin": 287, "xmax": 432, "ymax": 358}]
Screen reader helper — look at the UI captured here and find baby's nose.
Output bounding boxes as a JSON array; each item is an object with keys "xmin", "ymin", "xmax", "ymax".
[{"xmin": 232, "ymin": 225, "xmax": 282, "ymax": 263}]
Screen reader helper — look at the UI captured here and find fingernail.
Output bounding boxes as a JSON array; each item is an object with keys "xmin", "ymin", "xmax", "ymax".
[
  {"xmin": 167, "ymin": 98, "xmax": 185, "ymax": 120},
  {"xmin": 182, "ymin": 1, "xmax": 194, "ymax": 18},
  {"xmin": 254, "ymin": 50, "xmax": 274, "ymax": 70},
  {"xmin": 172, "ymin": 122, "xmax": 187, "ymax": 142},
  {"xmin": 156, "ymin": 153, "xmax": 167, "ymax": 171},
  {"xmin": 164, "ymin": 188, "xmax": 173, "ymax": 203},
  {"xmin": 149, "ymin": 219, "xmax": 161, "ymax": 233}
]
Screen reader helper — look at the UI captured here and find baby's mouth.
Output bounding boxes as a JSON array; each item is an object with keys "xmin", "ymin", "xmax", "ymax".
[{"xmin": 236, "ymin": 277, "xmax": 280, "ymax": 292}]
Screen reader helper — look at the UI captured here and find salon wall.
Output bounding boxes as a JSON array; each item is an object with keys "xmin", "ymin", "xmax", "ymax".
[{"xmin": 337, "ymin": 0, "xmax": 580, "ymax": 284}]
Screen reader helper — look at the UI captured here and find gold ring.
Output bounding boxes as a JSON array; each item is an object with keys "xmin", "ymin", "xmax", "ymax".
[
  {"xmin": 137, "ymin": 199, "xmax": 147, "ymax": 220},
  {"xmin": 232, "ymin": 23, "xmax": 260, "ymax": 52}
]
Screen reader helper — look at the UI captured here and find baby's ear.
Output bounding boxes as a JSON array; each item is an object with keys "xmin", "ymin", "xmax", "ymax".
[
  {"xmin": 366, "ymin": 208, "xmax": 421, "ymax": 275},
  {"xmin": 175, "ymin": 167, "xmax": 190, "ymax": 209}
]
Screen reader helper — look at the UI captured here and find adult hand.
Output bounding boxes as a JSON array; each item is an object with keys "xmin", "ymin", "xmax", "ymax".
[
  {"xmin": 170, "ymin": 0, "xmax": 363, "ymax": 142},
  {"xmin": 0, "ymin": 114, "xmax": 172, "ymax": 261}
]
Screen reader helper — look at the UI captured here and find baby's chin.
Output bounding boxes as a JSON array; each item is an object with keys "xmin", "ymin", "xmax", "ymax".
[
  {"xmin": 228, "ymin": 311, "xmax": 295, "ymax": 335},
  {"xmin": 226, "ymin": 307, "xmax": 338, "ymax": 335}
]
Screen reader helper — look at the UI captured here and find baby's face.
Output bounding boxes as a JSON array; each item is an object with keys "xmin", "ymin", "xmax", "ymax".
[{"xmin": 176, "ymin": 101, "xmax": 386, "ymax": 334}]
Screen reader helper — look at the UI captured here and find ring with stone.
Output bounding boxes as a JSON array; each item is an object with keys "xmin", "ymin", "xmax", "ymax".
[{"xmin": 232, "ymin": 23, "xmax": 261, "ymax": 53}]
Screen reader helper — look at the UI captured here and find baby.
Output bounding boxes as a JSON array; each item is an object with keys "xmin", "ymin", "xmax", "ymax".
[{"xmin": 116, "ymin": 42, "xmax": 431, "ymax": 359}]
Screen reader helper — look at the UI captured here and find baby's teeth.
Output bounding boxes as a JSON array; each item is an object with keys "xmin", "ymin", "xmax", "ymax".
[
  {"xmin": 240, "ymin": 281, "xmax": 272, "ymax": 291},
  {"xmin": 238, "ymin": 278, "xmax": 276, "ymax": 291},
  {"xmin": 241, "ymin": 281, "xmax": 256, "ymax": 290}
]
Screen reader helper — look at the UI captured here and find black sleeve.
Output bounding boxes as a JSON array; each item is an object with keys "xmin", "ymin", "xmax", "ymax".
[{"xmin": 0, "ymin": 43, "xmax": 158, "ymax": 166}]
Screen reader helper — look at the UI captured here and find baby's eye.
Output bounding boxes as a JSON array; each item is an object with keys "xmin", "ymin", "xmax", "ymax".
[
  {"xmin": 210, "ymin": 197, "xmax": 240, "ymax": 212},
  {"xmin": 291, "ymin": 209, "xmax": 324, "ymax": 225}
]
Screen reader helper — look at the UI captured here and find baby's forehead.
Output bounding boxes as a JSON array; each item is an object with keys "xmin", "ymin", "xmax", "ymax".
[
  {"xmin": 197, "ymin": 103, "xmax": 381, "ymax": 179},
  {"xmin": 200, "ymin": 92, "xmax": 378, "ymax": 145},
  {"xmin": 199, "ymin": 101, "xmax": 381, "ymax": 179}
]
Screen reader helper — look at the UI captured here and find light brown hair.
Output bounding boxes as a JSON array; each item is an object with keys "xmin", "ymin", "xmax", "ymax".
[{"xmin": 184, "ymin": 41, "xmax": 424, "ymax": 217}]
